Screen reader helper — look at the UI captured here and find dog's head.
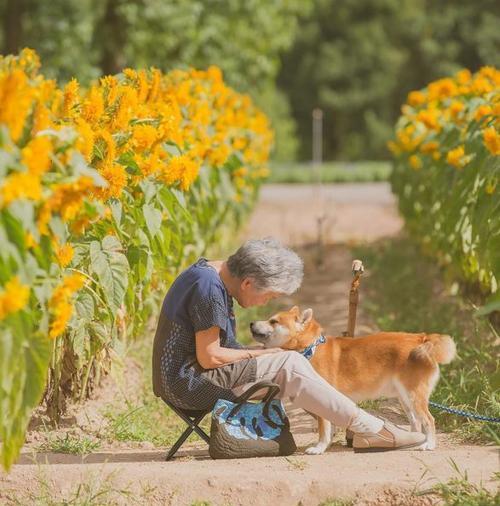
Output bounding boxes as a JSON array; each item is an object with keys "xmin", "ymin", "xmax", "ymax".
[{"xmin": 249, "ymin": 305, "xmax": 323, "ymax": 350}]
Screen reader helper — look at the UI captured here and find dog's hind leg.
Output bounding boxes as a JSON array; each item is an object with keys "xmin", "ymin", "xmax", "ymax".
[
  {"xmin": 412, "ymin": 389, "xmax": 437, "ymax": 450},
  {"xmin": 305, "ymin": 417, "xmax": 332, "ymax": 455},
  {"xmin": 393, "ymin": 379, "xmax": 421, "ymax": 432}
]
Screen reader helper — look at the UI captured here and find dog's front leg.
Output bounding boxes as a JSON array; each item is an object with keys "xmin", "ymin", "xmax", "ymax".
[{"xmin": 306, "ymin": 417, "xmax": 332, "ymax": 455}]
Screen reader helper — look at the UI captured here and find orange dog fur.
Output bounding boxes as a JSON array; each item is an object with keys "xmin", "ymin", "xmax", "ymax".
[{"xmin": 250, "ymin": 306, "xmax": 456, "ymax": 454}]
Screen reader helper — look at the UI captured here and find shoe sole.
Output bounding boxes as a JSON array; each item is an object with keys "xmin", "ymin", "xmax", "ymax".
[{"xmin": 353, "ymin": 441, "xmax": 426, "ymax": 453}]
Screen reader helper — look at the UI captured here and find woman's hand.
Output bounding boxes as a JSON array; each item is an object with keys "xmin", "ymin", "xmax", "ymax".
[{"xmin": 247, "ymin": 347, "xmax": 283, "ymax": 358}]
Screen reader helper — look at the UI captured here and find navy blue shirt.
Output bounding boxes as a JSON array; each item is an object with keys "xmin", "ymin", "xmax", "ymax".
[{"xmin": 153, "ymin": 257, "xmax": 256, "ymax": 410}]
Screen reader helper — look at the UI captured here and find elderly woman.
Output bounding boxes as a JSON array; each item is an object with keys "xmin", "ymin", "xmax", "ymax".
[{"xmin": 152, "ymin": 238, "xmax": 425, "ymax": 452}]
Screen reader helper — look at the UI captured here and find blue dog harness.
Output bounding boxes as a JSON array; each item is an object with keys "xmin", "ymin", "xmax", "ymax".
[{"xmin": 300, "ymin": 334, "xmax": 327, "ymax": 360}]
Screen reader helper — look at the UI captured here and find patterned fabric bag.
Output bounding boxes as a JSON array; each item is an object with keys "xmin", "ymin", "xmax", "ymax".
[{"xmin": 209, "ymin": 381, "xmax": 296, "ymax": 459}]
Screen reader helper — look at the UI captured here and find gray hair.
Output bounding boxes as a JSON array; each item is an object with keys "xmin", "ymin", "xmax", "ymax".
[{"xmin": 227, "ymin": 237, "xmax": 303, "ymax": 294}]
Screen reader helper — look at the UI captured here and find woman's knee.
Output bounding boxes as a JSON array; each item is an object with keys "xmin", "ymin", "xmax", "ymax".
[{"xmin": 280, "ymin": 350, "xmax": 315, "ymax": 374}]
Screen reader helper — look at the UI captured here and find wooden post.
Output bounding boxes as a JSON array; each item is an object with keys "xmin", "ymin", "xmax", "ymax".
[{"xmin": 343, "ymin": 259, "xmax": 364, "ymax": 337}]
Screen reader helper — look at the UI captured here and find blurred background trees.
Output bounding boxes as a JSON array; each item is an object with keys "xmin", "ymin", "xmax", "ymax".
[
  {"xmin": 279, "ymin": 0, "xmax": 500, "ymax": 160},
  {"xmin": 1, "ymin": 0, "xmax": 499, "ymax": 161}
]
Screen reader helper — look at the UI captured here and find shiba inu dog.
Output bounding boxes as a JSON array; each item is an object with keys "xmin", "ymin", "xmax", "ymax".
[{"xmin": 250, "ymin": 306, "xmax": 456, "ymax": 454}]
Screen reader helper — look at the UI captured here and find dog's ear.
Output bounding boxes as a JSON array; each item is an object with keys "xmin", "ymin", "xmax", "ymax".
[
  {"xmin": 300, "ymin": 308, "xmax": 313, "ymax": 325},
  {"xmin": 290, "ymin": 305, "xmax": 300, "ymax": 317}
]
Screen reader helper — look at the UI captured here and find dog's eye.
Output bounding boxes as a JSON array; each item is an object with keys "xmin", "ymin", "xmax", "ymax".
[{"xmin": 269, "ymin": 319, "xmax": 278, "ymax": 325}]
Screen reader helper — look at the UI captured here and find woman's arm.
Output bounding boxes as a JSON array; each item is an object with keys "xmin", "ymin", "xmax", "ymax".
[{"xmin": 195, "ymin": 326, "xmax": 282, "ymax": 369}]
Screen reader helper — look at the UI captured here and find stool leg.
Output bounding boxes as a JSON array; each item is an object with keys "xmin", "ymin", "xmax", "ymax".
[
  {"xmin": 165, "ymin": 412, "xmax": 209, "ymax": 461},
  {"xmin": 193, "ymin": 425, "xmax": 210, "ymax": 443},
  {"xmin": 166, "ymin": 425, "xmax": 194, "ymax": 461},
  {"xmin": 190, "ymin": 413, "xmax": 210, "ymax": 443}
]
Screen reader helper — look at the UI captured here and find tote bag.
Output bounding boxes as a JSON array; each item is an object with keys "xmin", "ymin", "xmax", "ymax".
[{"xmin": 209, "ymin": 381, "xmax": 296, "ymax": 459}]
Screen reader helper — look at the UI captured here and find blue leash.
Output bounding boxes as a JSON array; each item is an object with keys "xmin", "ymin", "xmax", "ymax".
[
  {"xmin": 301, "ymin": 336, "xmax": 500, "ymax": 424},
  {"xmin": 428, "ymin": 401, "xmax": 500, "ymax": 423}
]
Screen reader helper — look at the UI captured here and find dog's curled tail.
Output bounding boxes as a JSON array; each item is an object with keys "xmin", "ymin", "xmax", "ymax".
[{"xmin": 409, "ymin": 334, "xmax": 456, "ymax": 365}]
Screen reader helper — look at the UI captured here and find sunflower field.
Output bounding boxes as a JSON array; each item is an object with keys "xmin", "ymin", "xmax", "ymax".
[
  {"xmin": 389, "ymin": 67, "xmax": 500, "ymax": 316},
  {"xmin": 0, "ymin": 49, "xmax": 273, "ymax": 470}
]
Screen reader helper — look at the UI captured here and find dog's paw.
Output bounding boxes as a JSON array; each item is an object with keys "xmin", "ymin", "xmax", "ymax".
[
  {"xmin": 416, "ymin": 440, "xmax": 435, "ymax": 451},
  {"xmin": 305, "ymin": 445, "xmax": 327, "ymax": 455}
]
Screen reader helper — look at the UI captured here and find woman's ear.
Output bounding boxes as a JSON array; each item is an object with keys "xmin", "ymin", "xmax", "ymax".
[
  {"xmin": 241, "ymin": 277, "xmax": 252, "ymax": 291},
  {"xmin": 300, "ymin": 308, "xmax": 313, "ymax": 325}
]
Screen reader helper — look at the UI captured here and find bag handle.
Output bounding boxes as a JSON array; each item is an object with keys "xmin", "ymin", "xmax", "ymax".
[{"xmin": 227, "ymin": 381, "xmax": 281, "ymax": 421}]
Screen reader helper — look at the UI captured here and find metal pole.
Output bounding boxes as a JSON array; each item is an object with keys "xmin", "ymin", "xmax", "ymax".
[
  {"xmin": 312, "ymin": 108, "xmax": 325, "ymax": 267},
  {"xmin": 312, "ymin": 108, "xmax": 323, "ymax": 180}
]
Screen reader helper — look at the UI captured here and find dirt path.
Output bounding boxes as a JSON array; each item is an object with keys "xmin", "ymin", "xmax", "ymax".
[
  {"xmin": 242, "ymin": 183, "xmax": 403, "ymax": 246},
  {"xmin": 1, "ymin": 183, "xmax": 498, "ymax": 505}
]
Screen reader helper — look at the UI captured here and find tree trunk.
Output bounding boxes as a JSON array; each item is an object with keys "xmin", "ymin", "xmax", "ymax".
[
  {"xmin": 4, "ymin": 0, "xmax": 24, "ymax": 54},
  {"xmin": 98, "ymin": 0, "xmax": 127, "ymax": 75}
]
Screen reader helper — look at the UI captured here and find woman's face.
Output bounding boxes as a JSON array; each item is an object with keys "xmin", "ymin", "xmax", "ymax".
[{"xmin": 236, "ymin": 278, "xmax": 281, "ymax": 308}]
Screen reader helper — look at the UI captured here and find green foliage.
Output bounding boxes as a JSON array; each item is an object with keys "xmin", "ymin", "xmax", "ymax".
[
  {"xmin": 390, "ymin": 77, "xmax": 499, "ymax": 306},
  {"xmin": 430, "ymin": 473, "xmax": 500, "ymax": 506},
  {"xmin": 0, "ymin": 325, "xmax": 51, "ymax": 470},
  {"xmin": 89, "ymin": 236, "xmax": 129, "ymax": 312},
  {"xmin": 117, "ymin": 0, "xmax": 310, "ymax": 92},
  {"xmin": 269, "ymin": 161, "xmax": 391, "ymax": 183},
  {"xmin": 279, "ymin": 0, "xmax": 500, "ymax": 160},
  {"xmin": 8, "ymin": 0, "xmax": 100, "ymax": 83}
]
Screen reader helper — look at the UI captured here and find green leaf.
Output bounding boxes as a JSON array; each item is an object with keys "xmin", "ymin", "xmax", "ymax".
[
  {"xmin": 118, "ymin": 151, "xmax": 141, "ymax": 175},
  {"xmin": 170, "ymin": 188, "xmax": 187, "ymax": 209},
  {"xmin": 70, "ymin": 322, "xmax": 88, "ymax": 366},
  {"xmin": 109, "ymin": 200, "xmax": 122, "ymax": 226},
  {"xmin": 1, "ymin": 210, "xmax": 26, "ymax": 257},
  {"xmin": 70, "ymin": 151, "xmax": 107, "ymax": 187},
  {"xmin": 89, "ymin": 237, "xmax": 129, "ymax": 312},
  {"xmin": 0, "ymin": 317, "xmax": 50, "ymax": 471},
  {"xmin": 143, "ymin": 203, "xmax": 162, "ymax": 237},
  {"xmin": 140, "ymin": 180, "xmax": 158, "ymax": 204},
  {"xmin": 476, "ymin": 295, "xmax": 500, "ymax": 316},
  {"xmin": 74, "ymin": 291, "xmax": 95, "ymax": 320}
]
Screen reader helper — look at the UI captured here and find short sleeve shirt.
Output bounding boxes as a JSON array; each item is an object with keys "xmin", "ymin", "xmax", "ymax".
[{"xmin": 152, "ymin": 257, "xmax": 257, "ymax": 410}]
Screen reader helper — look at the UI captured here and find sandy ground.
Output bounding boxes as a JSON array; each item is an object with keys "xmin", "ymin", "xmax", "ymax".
[{"xmin": 1, "ymin": 183, "xmax": 498, "ymax": 505}]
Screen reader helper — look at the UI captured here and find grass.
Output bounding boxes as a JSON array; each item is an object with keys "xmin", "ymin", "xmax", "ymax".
[
  {"xmin": 37, "ymin": 433, "xmax": 100, "ymax": 455},
  {"xmin": 317, "ymin": 460, "xmax": 499, "ymax": 506},
  {"xmin": 268, "ymin": 161, "xmax": 391, "ymax": 184},
  {"xmin": 4, "ymin": 469, "xmax": 157, "ymax": 505},
  {"xmin": 353, "ymin": 235, "xmax": 500, "ymax": 444},
  {"xmin": 317, "ymin": 499, "xmax": 354, "ymax": 506},
  {"xmin": 285, "ymin": 456, "xmax": 308, "ymax": 471},
  {"xmin": 416, "ymin": 459, "xmax": 500, "ymax": 506},
  {"xmin": 103, "ymin": 400, "xmax": 193, "ymax": 447},
  {"xmin": 428, "ymin": 472, "xmax": 500, "ymax": 505}
]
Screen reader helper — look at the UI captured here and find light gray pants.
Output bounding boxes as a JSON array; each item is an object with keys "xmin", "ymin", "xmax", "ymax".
[{"xmin": 231, "ymin": 350, "xmax": 360, "ymax": 428}]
